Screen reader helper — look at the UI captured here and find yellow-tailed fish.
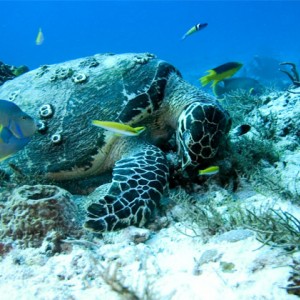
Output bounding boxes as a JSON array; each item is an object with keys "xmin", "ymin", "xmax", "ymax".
[
  {"xmin": 92, "ymin": 120, "xmax": 145, "ymax": 136},
  {"xmin": 35, "ymin": 27, "xmax": 44, "ymax": 46},
  {"xmin": 199, "ymin": 166, "xmax": 219, "ymax": 176},
  {"xmin": 200, "ymin": 62, "xmax": 243, "ymax": 87},
  {"xmin": 0, "ymin": 99, "xmax": 37, "ymax": 162},
  {"xmin": 182, "ymin": 23, "xmax": 208, "ymax": 40}
]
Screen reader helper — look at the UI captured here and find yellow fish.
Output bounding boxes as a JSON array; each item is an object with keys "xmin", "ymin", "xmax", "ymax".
[
  {"xmin": 200, "ymin": 62, "xmax": 243, "ymax": 87},
  {"xmin": 91, "ymin": 120, "xmax": 146, "ymax": 136},
  {"xmin": 199, "ymin": 166, "xmax": 219, "ymax": 176},
  {"xmin": 182, "ymin": 23, "xmax": 208, "ymax": 40},
  {"xmin": 35, "ymin": 28, "xmax": 44, "ymax": 46}
]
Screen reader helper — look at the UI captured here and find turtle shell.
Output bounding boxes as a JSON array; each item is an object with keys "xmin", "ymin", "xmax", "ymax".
[{"xmin": 0, "ymin": 53, "xmax": 179, "ymax": 180}]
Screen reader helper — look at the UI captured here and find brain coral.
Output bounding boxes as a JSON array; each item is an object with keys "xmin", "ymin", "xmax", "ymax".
[{"xmin": 0, "ymin": 185, "xmax": 80, "ymax": 247}]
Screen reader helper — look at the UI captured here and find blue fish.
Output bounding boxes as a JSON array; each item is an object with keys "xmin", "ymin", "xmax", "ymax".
[
  {"xmin": 213, "ymin": 77, "xmax": 264, "ymax": 97},
  {"xmin": 0, "ymin": 99, "xmax": 37, "ymax": 162}
]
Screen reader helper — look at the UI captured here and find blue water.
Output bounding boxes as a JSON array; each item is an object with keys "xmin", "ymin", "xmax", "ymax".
[{"xmin": 1, "ymin": 1, "xmax": 300, "ymax": 85}]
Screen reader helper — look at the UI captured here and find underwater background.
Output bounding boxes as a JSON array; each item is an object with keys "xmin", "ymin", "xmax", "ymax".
[
  {"xmin": 1, "ymin": 0, "xmax": 300, "ymax": 87},
  {"xmin": 2, "ymin": 2, "xmax": 300, "ymax": 298}
]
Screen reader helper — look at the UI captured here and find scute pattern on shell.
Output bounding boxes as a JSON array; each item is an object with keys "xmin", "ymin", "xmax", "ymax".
[{"xmin": 0, "ymin": 53, "xmax": 176, "ymax": 181}]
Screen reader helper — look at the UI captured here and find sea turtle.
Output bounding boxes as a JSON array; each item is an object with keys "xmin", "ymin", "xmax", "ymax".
[{"xmin": 0, "ymin": 53, "xmax": 231, "ymax": 232}]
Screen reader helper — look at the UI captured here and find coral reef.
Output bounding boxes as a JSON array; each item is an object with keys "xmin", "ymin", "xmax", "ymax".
[
  {"xmin": 0, "ymin": 61, "xmax": 15, "ymax": 86},
  {"xmin": 0, "ymin": 53, "xmax": 300, "ymax": 298},
  {"xmin": 11, "ymin": 65, "xmax": 29, "ymax": 77},
  {"xmin": 0, "ymin": 62, "xmax": 29, "ymax": 86},
  {"xmin": 0, "ymin": 185, "xmax": 81, "ymax": 247},
  {"xmin": 220, "ymin": 86, "xmax": 300, "ymax": 202},
  {"xmin": 169, "ymin": 185, "xmax": 300, "ymax": 252}
]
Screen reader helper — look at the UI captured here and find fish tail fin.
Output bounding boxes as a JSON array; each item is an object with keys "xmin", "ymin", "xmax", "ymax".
[
  {"xmin": 199, "ymin": 70, "xmax": 216, "ymax": 87},
  {"xmin": 211, "ymin": 79, "xmax": 220, "ymax": 87},
  {"xmin": 134, "ymin": 126, "xmax": 146, "ymax": 134},
  {"xmin": 249, "ymin": 87, "xmax": 254, "ymax": 95},
  {"xmin": 91, "ymin": 120, "xmax": 100, "ymax": 126},
  {"xmin": 212, "ymin": 82, "xmax": 225, "ymax": 97},
  {"xmin": 0, "ymin": 155, "xmax": 12, "ymax": 162}
]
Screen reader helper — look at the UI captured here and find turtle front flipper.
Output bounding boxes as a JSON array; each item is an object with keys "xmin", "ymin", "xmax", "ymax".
[{"xmin": 84, "ymin": 144, "xmax": 169, "ymax": 232}]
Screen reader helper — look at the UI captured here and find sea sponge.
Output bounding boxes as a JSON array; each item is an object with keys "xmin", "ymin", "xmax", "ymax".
[{"xmin": 0, "ymin": 185, "xmax": 80, "ymax": 247}]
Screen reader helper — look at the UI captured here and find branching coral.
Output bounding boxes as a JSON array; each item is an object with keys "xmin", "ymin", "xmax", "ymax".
[
  {"xmin": 279, "ymin": 62, "xmax": 300, "ymax": 93},
  {"xmin": 245, "ymin": 209, "xmax": 300, "ymax": 251}
]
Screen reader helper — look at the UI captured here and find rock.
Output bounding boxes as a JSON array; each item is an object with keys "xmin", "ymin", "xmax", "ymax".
[
  {"xmin": 212, "ymin": 229, "xmax": 254, "ymax": 243},
  {"xmin": 125, "ymin": 226, "xmax": 151, "ymax": 244}
]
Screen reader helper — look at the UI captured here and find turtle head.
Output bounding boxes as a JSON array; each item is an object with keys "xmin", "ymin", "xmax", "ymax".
[{"xmin": 176, "ymin": 101, "xmax": 231, "ymax": 169}]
